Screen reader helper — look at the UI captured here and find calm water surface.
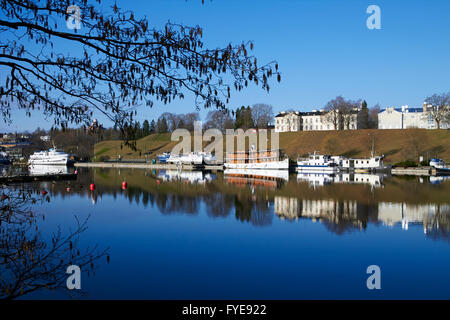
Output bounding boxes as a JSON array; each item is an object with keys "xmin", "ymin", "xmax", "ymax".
[{"xmin": 2, "ymin": 167, "xmax": 450, "ymax": 299}]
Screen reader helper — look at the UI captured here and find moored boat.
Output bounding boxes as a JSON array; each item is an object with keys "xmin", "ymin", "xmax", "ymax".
[
  {"xmin": 224, "ymin": 148, "xmax": 289, "ymax": 170},
  {"xmin": 297, "ymin": 153, "xmax": 339, "ymax": 173},
  {"xmin": 157, "ymin": 152, "xmax": 171, "ymax": 163},
  {"xmin": 28, "ymin": 148, "xmax": 70, "ymax": 165},
  {"xmin": 429, "ymin": 158, "xmax": 450, "ymax": 174},
  {"xmin": 341, "ymin": 155, "xmax": 384, "ymax": 171},
  {"xmin": 0, "ymin": 150, "xmax": 11, "ymax": 165}
]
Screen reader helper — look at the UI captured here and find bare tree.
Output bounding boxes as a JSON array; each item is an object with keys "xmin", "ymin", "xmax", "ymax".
[
  {"xmin": 0, "ymin": 0, "xmax": 280, "ymax": 140},
  {"xmin": 324, "ymin": 96, "xmax": 345, "ymax": 130},
  {"xmin": 203, "ymin": 109, "xmax": 233, "ymax": 132},
  {"xmin": 341, "ymin": 99, "xmax": 361, "ymax": 130},
  {"xmin": 251, "ymin": 103, "xmax": 273, "ymax": 128},
  {"xmin": 369, "ymin": 104, "xmax": 381, "ymax": 129},
  {"xmin": 424, "ymin": 93, "xmax": 450, "ymax": 129}
]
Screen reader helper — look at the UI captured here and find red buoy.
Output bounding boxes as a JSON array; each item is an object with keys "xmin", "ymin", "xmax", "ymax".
[
  {"xmin": 90, "ymin": 183, "xmax": 96, "ymax": 191},
  {"xmin": 41, "ymin": 190, "xmax": 48, "ymax": 196},
  {"xmin": 121, "ymin": 181, "xmax": 128, "ymax": 190}
]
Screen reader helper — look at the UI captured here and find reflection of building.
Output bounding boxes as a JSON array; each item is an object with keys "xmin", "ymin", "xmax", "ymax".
[
  {"xmin": 274, "ymin": 196, "xmax": 362, "ymax": 229},
  {"xmin": 377, "ymin": 202, "xmax": 450, "ymax": 232},
  {"xmin": 225, "ymin": 169, "xmax": 288, "ymax": 189},
  {"xmin": 274, "ymin": 196, "xmax": 450, "ymax": 237},
  {"xmin": 157, "ymin": 170, "xmax": 215, "ymax": 184}
]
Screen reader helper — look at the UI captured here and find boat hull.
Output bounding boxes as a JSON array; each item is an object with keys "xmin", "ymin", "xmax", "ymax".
[
  {"xmin": 28, "ymin": 158, "xmax": 69, "ymax": 165},
  {"xmin": 224, "ymin": 159, "xmax": 289, "ymax": 170},
  {"xmin": 297, "ymin": 165, "xmax": 338, "ymax": 173}
]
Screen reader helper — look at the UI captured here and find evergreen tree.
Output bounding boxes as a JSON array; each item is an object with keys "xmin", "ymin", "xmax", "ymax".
[
  {"xmin": 142, "ymin": 120, "xmax": 150, "ymax": 136},
  {"xmin": 150, "ymin": 120, "xmax": 156, "ymax": 133},
  {"xmin": 358, "ymin": 100, "xmax": 370, "ymax": 129}
]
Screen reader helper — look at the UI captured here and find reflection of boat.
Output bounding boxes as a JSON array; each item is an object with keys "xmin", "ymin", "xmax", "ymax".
[
  {"xmin": 28, "ymin": 148, "xmax": 70, "ymax": 165},
  {"xmin": 224, "ymin": 169, "xmax": 288, "ymax": 189},
  {"xmin": 334, "ymin": 173, "xmax": 383, "ymax": 187},
  {"xmin": 297, "ymin": 173, "xmax": 335, "ymax": 187},
  {"xmin": 157, "ymin": 170, "xmax": 216, "ymax": 184},
  {"xmin": 430, "ymin": 158, "xmax": 450, "ymax": 174},
  {"xmin": 429, "ymin": 175, "xmax": 450, "ymax": 184},
  {"xmin": 225, "ymin": 169, "xmax": 289, "ymax": 180},
  {"xmin": 225, "ymin": 147, "xmax": 289, "ymax": 170},
  {"xmin": 296, "ymin": 172, "xmax": 384, "ymax": 188},
  {"xmin": 297, "ymin": 153, "xmax": 339, "ymax": 173},
  {"xmin": 29, "ymin": 165, "xmax": 70, "ymax": 175}
]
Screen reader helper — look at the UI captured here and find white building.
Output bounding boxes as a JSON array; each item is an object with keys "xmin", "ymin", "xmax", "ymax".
[
  {"xmin": 274, "ymin": 111, "xmax": 301, "ymax": 132},
  {"xmin": 275, "ymin": 109, "xmax": 360, "ymax": 132},
  {"xmin": 378, "ymin": 103, "xmax": 448, "ymax": 129}
]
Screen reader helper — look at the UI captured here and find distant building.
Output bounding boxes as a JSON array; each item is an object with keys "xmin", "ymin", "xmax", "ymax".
[
  {"xmin": 40, "ymin": 135, "xmax": 51, "ymax": 142},
  {"xmin": 378, "ymin": 103, "xmax": 447, "ymax": 129},
  {"xmin": 274, "ymin": 111, "xmax": 301, "ymax": 132},
  {"xmin": 274, "ymin": 108, "xmax": 360, "ymax": 132}
]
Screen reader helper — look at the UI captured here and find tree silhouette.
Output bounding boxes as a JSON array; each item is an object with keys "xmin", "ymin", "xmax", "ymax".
[{"xmin": 0, "ymin": 0, "xmax": 280, "ymax": 139}]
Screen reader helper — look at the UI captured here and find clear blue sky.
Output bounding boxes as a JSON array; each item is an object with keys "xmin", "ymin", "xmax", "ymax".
[{"xmin": 3, "ymin": 0, "xmax": 450, "ymax": 132}]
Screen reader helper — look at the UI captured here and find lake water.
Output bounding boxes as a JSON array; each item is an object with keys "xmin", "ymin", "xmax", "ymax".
[{"xmin": 2, "ymin": 167, "xmax": 450, "ymax": 299}]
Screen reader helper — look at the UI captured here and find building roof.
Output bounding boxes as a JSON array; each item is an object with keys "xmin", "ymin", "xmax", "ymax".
[{"xmin": 380, "ymin": 107, "xmax": 423, "ymax": 113}]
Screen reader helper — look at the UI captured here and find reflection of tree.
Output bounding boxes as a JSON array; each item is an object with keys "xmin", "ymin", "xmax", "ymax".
[
  {"xmin": 0, "ymin": 188, "xmax": 108, "ymax": 299},
  {"xmin": 204, "ymin": 194, "xmax": 233, "ymax": 218},
  {"xmin": 234, "ymin": 196, "xmax": 272, "ymax": 227}
]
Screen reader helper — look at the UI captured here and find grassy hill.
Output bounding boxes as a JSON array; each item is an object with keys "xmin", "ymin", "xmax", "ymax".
[{"xmin": 94, "ymin": 129, "xmax": 450, "ymax": 164}]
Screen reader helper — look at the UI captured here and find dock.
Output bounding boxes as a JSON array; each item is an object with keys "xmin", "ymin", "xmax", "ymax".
[
  {"xmin": 74, "ymin": 162, "xmax": 224, "ymax": 171},
  {"xmin": 0, "ymin": 173, "xmax": 78, "ymax": 183},
  {"xmin": 391, "ymin": 166, "xmax": 437, "ymax": 176}
]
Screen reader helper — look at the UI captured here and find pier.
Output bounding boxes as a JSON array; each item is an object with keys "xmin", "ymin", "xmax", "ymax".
[
  {"xmin": 391, "ymin": 166, "xmax": 437, "ymax": 176},
  {"xmin": 74, "ymin": 162, "xmax": 224, "ymax": 171}
]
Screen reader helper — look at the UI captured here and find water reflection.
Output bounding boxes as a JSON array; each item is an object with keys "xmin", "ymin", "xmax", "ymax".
[
  {"xmin": 0, "ymin": 187, "xmax": 108, "ymax": 299},
  {"xmin": 224, "ymin": 169, "xmax": 288, "ymax": 189},
  {"xmin": 274, "ymin": 195, "xmax": 450, "ymax": 239},
  {"xmin": 11, "ymin": 168, "xmax": 450, "ymax": 240},
  {"xmin": 297, "ymin": 172, "xmax": 384, "ymax": 188},
  {"xmin": 157, "ymin": 170, "xmax": 216, "ymax": 184}
]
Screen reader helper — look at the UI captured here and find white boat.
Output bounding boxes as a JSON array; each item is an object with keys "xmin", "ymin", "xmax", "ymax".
[
  {"xmin": 341, "ymin": 155, "xmax": 384, "ymax": 171},
  {"xmin": 224, "ymin": 148, "xmax": 289, "ymax": 170},
  {"xmin": 0, "ymin": 150, "xmax": 10, "ymax": 165},
  {"xmin": 429, "ymin": 158, "xmax": 450, "ymax": 174},
  {"xmin": 28, "ymin": 148, "xmax": 70, "ymax": 165},
  {"xmin": 297, "ymin": 153, "xmax": 339, "ymax": 173},
  {"xmin": 167, "ymin": 152, "xmax": 203, "ymax": 165}
]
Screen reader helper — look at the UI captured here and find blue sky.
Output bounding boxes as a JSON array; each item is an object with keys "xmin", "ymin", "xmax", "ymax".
[{"xmin": 2, "ymin": 0, "xmax": 450, "ymax": 132}]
